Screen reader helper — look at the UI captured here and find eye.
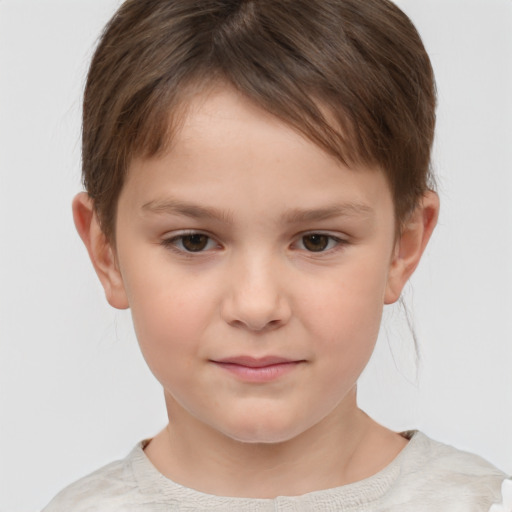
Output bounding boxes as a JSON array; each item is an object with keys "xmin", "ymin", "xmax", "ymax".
[
  {"xmin": 163, "ymin": 232, "xmax": 218, "ymax": 253},
  {"xmin": 298, "ymin": 234, "xmax": 341, "ymax": 252}
]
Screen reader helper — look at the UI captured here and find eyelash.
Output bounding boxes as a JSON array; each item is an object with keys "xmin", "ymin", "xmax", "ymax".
[
  {"xmin": 161, "ymin": 231, "xmax": 219, "ymax": 255},
  {"xmin": 295, "ymin": 233, "xmax": 345, "ymax": 253},
  {"xmin": 160, "ymin": 231, "xmax": 347, "ymax": 255}
]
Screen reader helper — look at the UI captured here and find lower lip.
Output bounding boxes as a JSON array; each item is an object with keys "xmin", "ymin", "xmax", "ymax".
[{"xmin": 213, "ymin": 361, "xmax": 302, "ymax": 383}]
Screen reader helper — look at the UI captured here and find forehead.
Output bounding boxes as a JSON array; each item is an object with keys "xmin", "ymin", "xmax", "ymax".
[{"xmin": 121, "ymin": 86, "xmax": 393, "ymax": 225}]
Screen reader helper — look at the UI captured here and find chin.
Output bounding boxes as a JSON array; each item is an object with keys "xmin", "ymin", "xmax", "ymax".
[{"xmin": 218, "ymin": 416, "xmax": 310, "ymax": 445}]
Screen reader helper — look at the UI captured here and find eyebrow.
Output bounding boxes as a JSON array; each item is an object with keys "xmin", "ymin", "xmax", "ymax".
[
  {"xmin": 142, "ymin": 199, "xmax": 234, "ymax": 223},
  {"xmin": 141, "ymin": 199, "xmax": 374, "ymax": 224},
  {"xmin": 282, "ymin": 203, "xmax": 374, "ymax": 223}
]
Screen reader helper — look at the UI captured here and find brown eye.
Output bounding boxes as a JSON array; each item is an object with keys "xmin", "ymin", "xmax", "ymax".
[
  {"xmin": 302, "ymin": 234, "xmax": 330, "ymax": 252},
  {"xmin": 181, "ymin": 234, "xmax": 210, "ymax": 252}
]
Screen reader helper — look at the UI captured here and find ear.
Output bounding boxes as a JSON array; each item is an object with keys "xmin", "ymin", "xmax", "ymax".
[
  {"xmin": 385, "ymin": 190, "xmax": 439, "ymax": 304},
  {"xmin": 72, "ymin": 192, "xmax": 129, "ymax": 309}
]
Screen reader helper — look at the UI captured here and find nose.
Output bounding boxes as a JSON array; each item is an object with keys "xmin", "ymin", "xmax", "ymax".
[{"xmin": 220, "ymin": 253, "xmax": 291, "ymax": 333}]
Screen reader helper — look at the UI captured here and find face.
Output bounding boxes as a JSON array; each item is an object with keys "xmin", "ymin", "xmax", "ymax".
[{"xmin": 111, "ymin": 87, "xmax": 400, "ymax": 444}]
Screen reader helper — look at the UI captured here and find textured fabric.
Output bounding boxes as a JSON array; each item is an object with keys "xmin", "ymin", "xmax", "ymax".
[
  {"xmin": 489, "ymin": 479, "xmax": 512, "ymax": 512},
  {"xmin": 43, "ymin": 432, "xmax": 507, "ymax": 511}
]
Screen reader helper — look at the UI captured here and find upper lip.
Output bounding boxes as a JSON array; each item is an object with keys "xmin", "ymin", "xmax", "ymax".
[{"xmin": 212, "ymin": 356, "xmax": 302, "ymax": 368}]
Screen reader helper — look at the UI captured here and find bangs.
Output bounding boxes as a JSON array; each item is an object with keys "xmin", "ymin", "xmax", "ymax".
[{"xmin": 83, "ymin": 0, "xmax": 435, "ymax": 240}]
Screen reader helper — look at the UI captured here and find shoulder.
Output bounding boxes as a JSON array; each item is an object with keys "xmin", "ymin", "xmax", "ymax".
[
  {"xmin": 42, "ymin": 444, "xmax": 152, "ymax": 512},
  {"xmin": 385, "ymin": 431, "xmax": 508, "ymax": 511},
  {"xmin": 490, "ymin": 479, "xmax": 512, "ymax": 512}
]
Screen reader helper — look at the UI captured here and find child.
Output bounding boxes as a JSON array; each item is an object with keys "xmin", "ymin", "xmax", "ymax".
[{"xmin": 43, "ymin": 0, "xmax": 510, "ymax": 510}]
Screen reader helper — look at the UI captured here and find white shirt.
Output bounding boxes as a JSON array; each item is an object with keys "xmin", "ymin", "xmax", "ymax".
[{"xmin": 43, "ymin": 431, "xmax": 508, "ymax": 511}]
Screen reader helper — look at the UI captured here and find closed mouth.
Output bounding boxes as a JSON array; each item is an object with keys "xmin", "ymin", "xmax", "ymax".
[
  {"xmin": 209, "ymin": 356, "xmax": 306, "ymax": 382},
  {"xmin": 211, "ymin": 356, "xmax": 304, "ymax": 368}
]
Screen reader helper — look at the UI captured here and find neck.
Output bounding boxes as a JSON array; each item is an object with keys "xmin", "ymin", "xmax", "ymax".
[{"xmin": 144, "ymin": 390, "xmax": 407, "ymax": 498}]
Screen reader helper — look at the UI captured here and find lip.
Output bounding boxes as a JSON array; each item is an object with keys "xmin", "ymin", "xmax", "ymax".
[{"xmin": 210, "ymin": 356, "xmax": 305, "ymax": 383}]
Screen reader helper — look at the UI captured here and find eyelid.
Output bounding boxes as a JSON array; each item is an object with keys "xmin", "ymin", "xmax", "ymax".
[
  {"xmin": 161, "ymin": 229, "xmax": 221, "ymax": 254},
  {"xmin": 159, "ymin": 229, "xmax": 348, "ymax": 255},
  {"xmin": 293, "ymin": 231, "xmax": 348, "ymax": 253}
]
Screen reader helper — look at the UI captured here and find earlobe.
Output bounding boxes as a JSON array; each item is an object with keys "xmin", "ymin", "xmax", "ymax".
[
  {"xmin": 384, "ymin": 191, "xmax": 439, "ymax": 304},
  {"xmin": 72, "ymin": 192, "xmax": 129, "ymax": 310}
]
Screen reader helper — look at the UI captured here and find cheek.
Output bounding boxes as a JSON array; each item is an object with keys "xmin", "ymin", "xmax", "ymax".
[
  {"xmin": 120, "ymin": 259, "xmax": 219, "ymax": 375},
  {"xmin": 300, "ymin": 261, "xmax": 388, "ymax": 338},
  {"xmin": 296, "ymin": 259, "xmax": 389, "ymax": 381},
  {"xmin": 129, "ymin": 290, "xmax": 210, "ymax": 394}
]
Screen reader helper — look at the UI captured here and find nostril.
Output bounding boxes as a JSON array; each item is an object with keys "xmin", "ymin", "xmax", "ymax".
[
  {"xmin": 228, "ymin": 316, "xmax": 284, "ymax": 332},
  {"xmin": 220, "ymin": 278, "xmax": 292, "ymax": 332}
]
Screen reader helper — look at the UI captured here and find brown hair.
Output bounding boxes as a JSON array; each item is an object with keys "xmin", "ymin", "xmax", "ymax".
[{"xmin": 83, "ymin": 0, "xmax": 436, "ymax": 240}]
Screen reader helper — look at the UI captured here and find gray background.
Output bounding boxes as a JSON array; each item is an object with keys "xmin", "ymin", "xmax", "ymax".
[{"xmin": 1, "ymin": 1, "xmax": 511, "ymax": 510}]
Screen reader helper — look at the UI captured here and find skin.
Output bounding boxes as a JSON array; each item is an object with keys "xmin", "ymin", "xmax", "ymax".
[{"xmin": 74, "ymin": 86, "xmax": 439, "ymax": 498}]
